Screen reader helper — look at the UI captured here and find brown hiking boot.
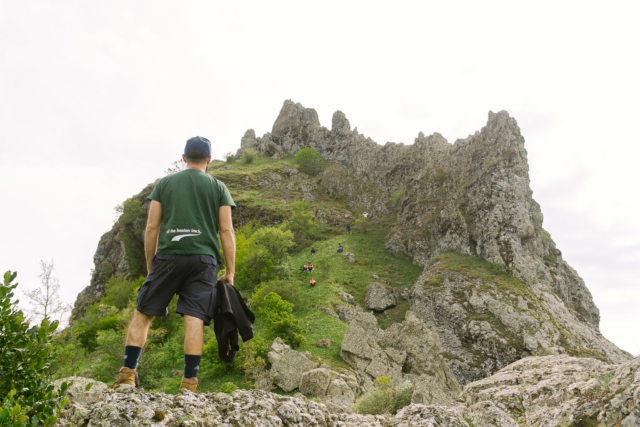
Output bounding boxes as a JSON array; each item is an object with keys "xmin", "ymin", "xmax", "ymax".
[
  {"xmin": 179, "ymin": 377, "xmax": 198, "ymax": 393},
  {"xmin": 112, "ymin": 367, "xmax": 136, "ymax": 389}
]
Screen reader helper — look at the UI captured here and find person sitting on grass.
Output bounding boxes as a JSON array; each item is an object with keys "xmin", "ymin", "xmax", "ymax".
[
  {"xmin": 310, "ymin": 278, "xmax": 316, "ymax": 287},
  {"xmin": 308, "ymin": 263, "xmax": 314, "ymax": 272},
  {"xmin": 337, "ymin": 244, "xmax": 343, "ymax": 253},
  {"xmin": 302, "ymin": 264, "xmax": 309, "ymax": 273},
  {"xmin": 311, "ymin": 247, "xmax": 316, "ymax": 256}
]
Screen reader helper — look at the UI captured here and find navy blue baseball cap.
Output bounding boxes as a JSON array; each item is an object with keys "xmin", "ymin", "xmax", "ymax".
[{"xmin": 184, "ymin": 136, "xmax": 212, "ymax": 158}]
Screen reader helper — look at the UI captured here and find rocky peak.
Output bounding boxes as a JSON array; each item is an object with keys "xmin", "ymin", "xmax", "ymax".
[{"xmin": 242, "ymin": 100, "xmax": 600, "ymax": 327}]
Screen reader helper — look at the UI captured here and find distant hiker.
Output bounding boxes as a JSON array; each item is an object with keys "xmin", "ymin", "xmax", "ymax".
[
  {"xmin": 310, "ymin": 278, "xmax": 316, "ymax": 287},
  {"xmin": 337, "ymin": 244, "xmax": 343, "ymax": 253},
  {"xmin": 346, "ymin": 222, "xmax": 351, "ymax": 234},
  {"xmin": 302, "ymin": 264, "xmax": 309, "ymax": 273},
  {"xmin": 311, "ymin": 247, "xmax": 316, "ymax": 256},
  {"xmin": 308, "ymin": 263, "xmax": 314, "ymax": 272},
  {"xmin": 113, "ymin": 136, "xmax": 238, "ymax": 393},
  {"xmin": 363, "ymin": 212, "xmax": 369, "ymax": 218}
]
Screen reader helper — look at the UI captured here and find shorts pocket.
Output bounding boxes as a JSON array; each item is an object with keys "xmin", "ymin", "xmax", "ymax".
[
  {"xmin": 200, "ymin": 255, "xmax": 218, "ymax": 284},
  {"xmin": 136, "ymin": 285, "xmax": 149, "ymax": 306}
]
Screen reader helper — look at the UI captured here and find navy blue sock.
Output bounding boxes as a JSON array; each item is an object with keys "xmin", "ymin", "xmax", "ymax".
[
  {"xmin": 184, "ymin": 354, "xmax": 202, "ymax": 379},
  {"xmin": 123, "ymin": 346, "xmax": 142, "ymax": 370}
]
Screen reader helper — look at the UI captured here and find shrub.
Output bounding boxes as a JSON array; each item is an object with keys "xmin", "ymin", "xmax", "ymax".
[
  {"xmin": 295, "ymin": 148, "xmax": 325, "ymax": 176},
  {"xmin": 241, "ymin": 149, "xmax": 258, "ymax": 164},
  {"xmin": 260, "ymin": 293, "xmax": 306, "ymax": 349},
  {"xmin": 251, "ymin": 280, "xmax": 303, "ymax": 312},
  {"xmin": 224, "ymin": 151, "xmax": 236, "ymax": 164},
  {"xmin": 0, "ymin": 271, "xmax": 70, "ymax": 426},
  {"xmin": 281, "ymin": 201, "xmax": 319, "ymax": 247},
  {"xmin": 236, "ymin": 338, "xmax": 272, "ymax": 390},
  {"xmin": 101, "ymin": 276, "xmax": 144, "ymax": 310},
  {"xmin": 353, "ymin": 376, "xmax": 414, "ymax": 415},
  {"xmin": 219, "ymin": 382, "xmax": 237, "ymax": 393},
  {"xmin": 238, "ymin": 228, "xmax": 294, "ymax": 289}
]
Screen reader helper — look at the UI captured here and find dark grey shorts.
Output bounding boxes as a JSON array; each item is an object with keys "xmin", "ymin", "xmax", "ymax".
[{"xmin": 136, "ymin": 253, "xmax": 219, "ymax": 326}]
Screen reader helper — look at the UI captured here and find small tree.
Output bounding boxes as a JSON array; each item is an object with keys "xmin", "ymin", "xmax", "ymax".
[
  {"xmin": 281, "ymin": 201, "xmax": 319, "ymax": 247},
  {"xmin": 23, "ymin": 260, "xmax": 72, "ymax": 327},
  {"xmin": 294, "ymin": 148, "xmax": 325, "ymax": 176},
  {"xmin": 0, "ymin": 271, "xmax": 71, "ymax": 427},
  {"xmin": 241, "ymin": 149, "xmax": 258, "ymax": 164},
  {"xmin": 165, "ymin": 159, "xmax": 187, "ymax": 175},
  {"xmin": 224, "ymin": 151, "xmax": 237, "ymax": 164},
  {"xmin": 260, "ymin": 293, "xmax": 306, "ymax": 348}
]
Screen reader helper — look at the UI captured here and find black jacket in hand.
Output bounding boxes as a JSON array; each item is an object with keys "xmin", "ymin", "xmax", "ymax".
[{"xmin": 213, "ymin": 280, "xmax": 255, "ymax": 363}]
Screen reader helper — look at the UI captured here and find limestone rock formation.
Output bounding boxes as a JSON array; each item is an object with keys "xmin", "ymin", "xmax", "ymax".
[
  {"xmin": 339, "ymin": 311, "xmax": 461, "ymax": 405},
  {"xmin": 364, "ymin": 282, "xmax": 397, "ymax": 312},
  {"xmin": 57, "ymin": 355, "xmax": 640, "ymax": 425},
  {"xmin": 299, "ymin": 368, "xmax": 332, "ymax": 398},
  {"xmin": 267, "ymin": 337, "xmax": 318, "ymax": 392},
  {"xmin": 242, "ymin": 100, "xmax": 600, "ymax": 328},
  {"xmin": 410, "ymin": 258, "xmax": 631, "ymax": 385}
]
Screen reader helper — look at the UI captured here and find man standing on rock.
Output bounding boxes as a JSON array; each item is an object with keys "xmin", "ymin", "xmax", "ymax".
[{"xmin": 112, "ymin": 136, "xmax": 236, "ymax": 392}]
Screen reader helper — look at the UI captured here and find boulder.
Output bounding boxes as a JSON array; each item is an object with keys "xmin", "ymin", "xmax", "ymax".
[
  {"xmin": 335, "ymin": 305, "xmax": 359, "ymax": 323},
  {"xmin": 299, "ymin": 368, "xmax": 332, "ymax": 398},
  {"xmin": 344, "ymin": 252, "xmax": 356, "ymax": 264},
  {"xmin": 339, "ymin": 312, "xmax": 383, "ymax": 372},
  {"xmin": 267, "ymin": 338, "xmax": 318, "ymax": 392},
  {"xmin": 339, "ymin": 292, "xmax": 355, "ymax": 305},
  {"xmin": 52, "ymin": 377, "xmax": 108, "ymax": 405},
  {"xmin": 316, "ymin": 339, "xmax": 333, "ymax": 348},
  {"xmin": 323, "ymin": 378, "xmax": 355, "ymax": 413},
  {"xmin": 365, "ymin": 283, "xmax": 397, "ymax": 312}
]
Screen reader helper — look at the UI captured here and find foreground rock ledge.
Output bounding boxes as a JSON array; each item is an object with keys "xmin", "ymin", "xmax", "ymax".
[{"xmin": 58, "ymin": 355, "xmax": 639, "ymax": 426}]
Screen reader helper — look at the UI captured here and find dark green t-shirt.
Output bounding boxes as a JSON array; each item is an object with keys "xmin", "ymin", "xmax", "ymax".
[{"xmin": 148, "ymin": 169, "xmax": 235, "ymax": 262}]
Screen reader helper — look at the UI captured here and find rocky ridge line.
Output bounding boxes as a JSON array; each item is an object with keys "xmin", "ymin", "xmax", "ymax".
[{"xmin": 57, "ymin": 354, "xmax": 640, "ymax": 426}]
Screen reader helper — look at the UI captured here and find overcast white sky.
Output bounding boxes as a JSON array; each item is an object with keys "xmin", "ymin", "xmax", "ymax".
[{"xmin": 1, "ymin": 1, "xmax": 638, "ymax": 354}]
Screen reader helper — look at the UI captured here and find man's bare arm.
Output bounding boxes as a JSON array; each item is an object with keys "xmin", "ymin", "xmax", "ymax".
[
  {"xmin": 145, "ymin": 200, "xmax": 163, "ymax": 274},
  {"xmin": 218, "ymin": 205, "xmax": 236, "ymax": 285}
]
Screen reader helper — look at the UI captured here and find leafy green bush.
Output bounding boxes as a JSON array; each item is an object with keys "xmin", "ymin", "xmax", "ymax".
[
  {"xmin": 281, "ymin": 201, "xmax": 319, "ymax": 247},
  {"xmin": 251, "ymin": 280, "xmax": 303, "ymax": 312},
  {"xmin": 294, "ymin": 148, "xmax": 325, "ymax": 176},
  {"xmin": 101, "ymin": 276, "xmax": 144, "ymax": 310},
  {"xmin": 224, "ymin": 151, "xmax": 236, "ymax": 164},
  {"xmin": 239, "ymin": 227, "xmax": 294, "ymax": 289},
  {"xmin": 0, "ymin": 271, "xmax": 70, "ymax": 426},
  {"xmin": 353, "ymin": 376, "xmax": 413, "ymax": 415},
  {"xmin": 218, "ymin": 382, "xmax": 237, "ymax": 393},
  {"xmin": 236, "ymin": 338, "xmax": 272, "ymax": 390},
  {"xmin": 260, "ymin": 293, "xmax": 306, "ymax": 349},
  {"xmin": 241, "ymin": 149, "xmax": 258, "ymax": 164}
]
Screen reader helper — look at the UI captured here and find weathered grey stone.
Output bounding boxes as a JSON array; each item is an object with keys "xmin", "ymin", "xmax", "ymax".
[
  {"xmin": 316, "ymin": 339, "xmax": 333, "ymax": 348},
  {"xmin": 339, "ymin": 292, "xmax": 354, "ymax": 305},
  {"xmin": 299, "ymin": 368, "xmax": 332, "ymax": 398},
  {"xmin": 323, "ymin": 379, "xmax": 355, "ymax": 413},
  {"xmin": 335, "ymin": 305, "xmax": 359, "ymax": 323},
  {"xmin": 365, "ymin": 283, "xmax": 397, "ymax": 312},
  {"xmin": 58, "ymin": 355, "xmax": 640, "ymax": 424},
  {"xmin": 267, "ymin": 338, "xmax": 318, "ymax": 392},
  {"xmin": 344, "ymin": 252, "xmax": 356, "ymax": 263},
  {"xmin": 313, "ymin": 305, "xmax": 339, "ymax": 319}
]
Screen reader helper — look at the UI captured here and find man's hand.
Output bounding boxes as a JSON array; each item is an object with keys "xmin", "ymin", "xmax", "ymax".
[
  {"xmin": 219, "ymin": 273, "xmax": 234, "ymax": 286},
  {"xmin": 145, "ymin": 200, "xmax": 163, "ymax": 275}
]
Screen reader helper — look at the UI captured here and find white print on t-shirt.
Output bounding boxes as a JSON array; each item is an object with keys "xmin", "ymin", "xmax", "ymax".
[{"xmin": 166, "ymin": 228, "xmax": 202, "ymax": 242}]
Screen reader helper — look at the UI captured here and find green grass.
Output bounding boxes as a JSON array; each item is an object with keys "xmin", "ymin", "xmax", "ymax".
[{"xmin": 281, "ymin": 227, "xmax": 423, "ymax": 370}]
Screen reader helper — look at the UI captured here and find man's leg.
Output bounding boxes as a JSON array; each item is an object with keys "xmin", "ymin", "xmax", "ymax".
[
  {"xmin": 181, "ymin": 315, "xmax": 204, "ymax": 391},
  {"xmin": 183, "ymin": 315, "xmax": 204, "ymax": 375},
  {"xmin": 113, "ymin": 310, "xmax": 155, "ymax": 388}
]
